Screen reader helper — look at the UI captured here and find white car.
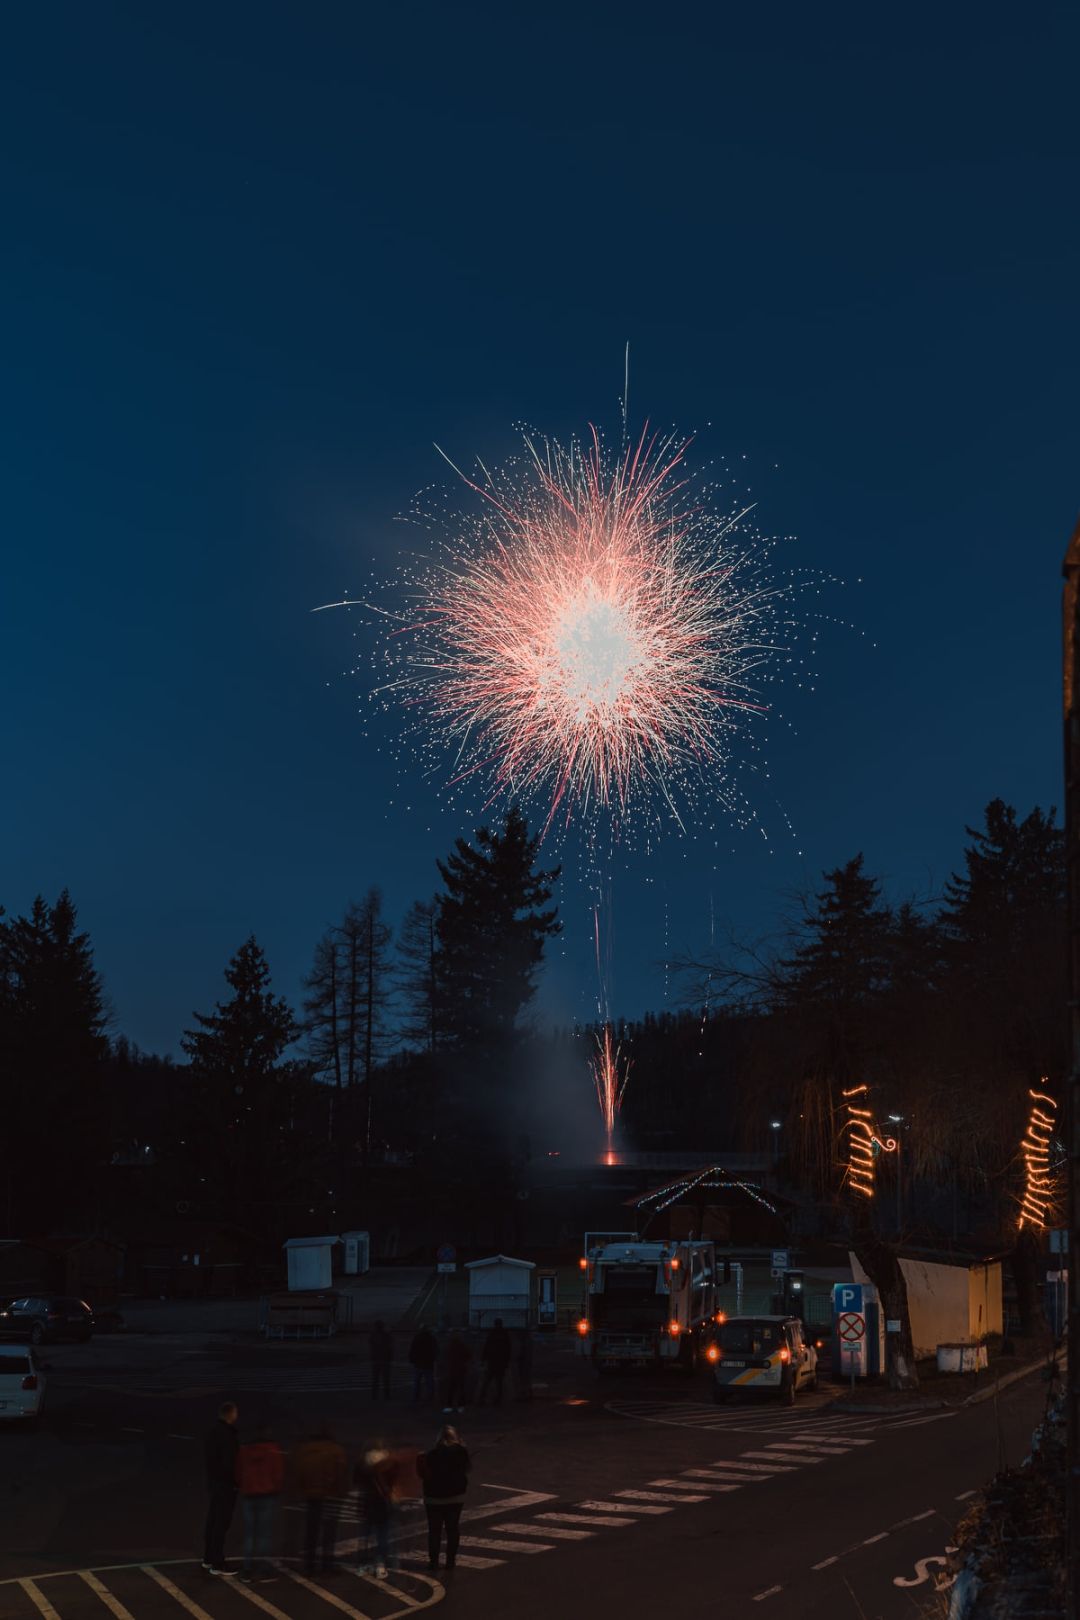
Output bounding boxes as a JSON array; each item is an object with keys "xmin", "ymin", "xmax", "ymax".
[{"xmin": 0, "ymin": 1343, "xmax": 47, "ymax": 1425}]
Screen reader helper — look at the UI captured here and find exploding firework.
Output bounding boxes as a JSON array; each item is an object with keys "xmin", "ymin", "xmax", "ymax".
[
  {"xmin": 592, "ymin": 1024, "xmax": 631, "ymax": 1161},
  {"xmin": 342, "ymin": 419, "xmax": 802, "ymax": 842}
]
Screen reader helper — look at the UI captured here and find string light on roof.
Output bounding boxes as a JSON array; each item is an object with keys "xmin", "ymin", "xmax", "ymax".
[
  {"xmin": 1017, "ymin": 1084, "xmax": 1059, "ymax": 1231},
  {"xmin": 637, "ymin": 1162, "xmax": 779, "ymax": 1217}
]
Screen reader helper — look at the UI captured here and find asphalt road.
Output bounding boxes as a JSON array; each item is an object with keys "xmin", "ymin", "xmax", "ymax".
[{"xmin": 0, "ymin": 1330, "xmax": 1051, "ymax": 1620}]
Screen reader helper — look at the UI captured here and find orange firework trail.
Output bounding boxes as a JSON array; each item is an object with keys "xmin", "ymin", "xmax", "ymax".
[
  {"xmin": 324, "ymin": 415, "xmax": 807, "ymax": 843},
  {"xmin": 592, "ymin": 1024, "xmax": 631, "ymax": 1158}
]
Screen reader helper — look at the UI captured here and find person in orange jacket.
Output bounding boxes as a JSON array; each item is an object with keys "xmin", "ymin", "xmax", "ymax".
[
  {"xmin": 236, "ymin": 1424, "xmax": 285, "ymax": 1582},
  {"xmin": 289, "ymin": 1425, "xmax": 350, "ymax": 1575}
]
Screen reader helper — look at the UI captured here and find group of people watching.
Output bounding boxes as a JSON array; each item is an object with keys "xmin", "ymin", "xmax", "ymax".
[
  {"xmin": 375, "ymin": 1315, "xmax": 532, "ymax": 1407},
  {"xmin": 203, "ymin": 1402, "xmax": 472, "ymax": 1581}
]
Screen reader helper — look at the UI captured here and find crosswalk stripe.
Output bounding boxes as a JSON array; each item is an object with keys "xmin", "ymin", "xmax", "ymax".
[
  {"xmin": 277, "ymin": 1564, "xmax": 374, "ymax": 1618},
  {"xmin": 495, "ymin": 1524, "xmax": 592, "ymax": 1541},
  {"xmin": 649, "ymin": 1478, "xmax": 741, "ymax": 1493},
  {"xmin": 764, "ymin": 1441, "xmax": 859, "ymax": 1456},
  {"xmin": 459, "ymin": 1536, "xmax": 552, "ymax": 1554},
  {"xmin": 537, "ymin": 1512, "xmax": 639, "ymax": 1528},
  {"xmin": 739, "ymin": 1450, "xmax": 822, "ymax": 1464},
  {"xmin": 687, "ymin": 1463, "xmax": 793, "ymax": 1476},
  {"xmin": 614, "ymin": 1490, "xmax": 709, "ymax": 1504},
  {"xmin": 141, "ymin": 1568, "xmax": 215, "ymax": 1619},
  {"xmin": 80, "ymin": 1572, "xmax": 137, "ymax": 1620},
  {"xmin": 576, "ymin": 1500, "xmax": 672, "ymax": 1514},
  {"xmin": 399, "ymin": 1549, "xmax": 501, "ymax": 1570},
  {"xmin": 19, "ymin": 1582, "xmax": 63, "ymax": 1620}
]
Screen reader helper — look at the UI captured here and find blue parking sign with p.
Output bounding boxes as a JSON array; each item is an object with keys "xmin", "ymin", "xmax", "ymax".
[{"xmin": 833, "ymin": 1283, "xmax": 863, "ymax": 1315}]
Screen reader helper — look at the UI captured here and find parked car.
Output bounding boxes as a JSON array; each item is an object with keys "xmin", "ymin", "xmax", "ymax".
[
  {"xmin": 0, "ymin": 1296, "xmax": 95, "ymax": 1344},
  {"xmin": 0, "ymin": 1344, "xmax": 47, "ymax": 1425},
  {"xmin": 709, "ymin": 1314, "xmax": 817, "ymax": 1404}
]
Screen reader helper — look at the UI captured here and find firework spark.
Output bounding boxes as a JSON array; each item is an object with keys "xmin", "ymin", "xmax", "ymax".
[
  {"xmin": 360, "ymin": 420, "xmax": 799, "ymax": 840},
  {"xmin": 592, "ymin": 1023, "xmax": 631, "ymax": 1159}
]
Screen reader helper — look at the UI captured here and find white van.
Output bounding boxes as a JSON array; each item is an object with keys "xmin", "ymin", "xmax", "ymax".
[
  {"xmin": 709, "ymin": 1315, "xmax": 817, "ymax": 1404},
  {"xmin": 0, "ymin": 1344, "xmax": 47, "ymax": 1425}
]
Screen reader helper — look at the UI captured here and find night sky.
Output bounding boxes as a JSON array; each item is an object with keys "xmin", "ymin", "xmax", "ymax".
[{"xmin": 4, "ymin": 4, "xmax": 1077, "ymax": 1056}]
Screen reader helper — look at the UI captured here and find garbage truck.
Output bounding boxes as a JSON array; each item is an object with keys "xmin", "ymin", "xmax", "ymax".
[{"xmin": 577, "ymin": 1231, "xmax": 718, "ymax": 1370}]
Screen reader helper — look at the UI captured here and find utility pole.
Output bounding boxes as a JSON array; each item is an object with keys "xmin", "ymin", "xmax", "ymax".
[{"xmin": 1060, "ymin": 518, "xmax": 1080, "ymax": 1615}]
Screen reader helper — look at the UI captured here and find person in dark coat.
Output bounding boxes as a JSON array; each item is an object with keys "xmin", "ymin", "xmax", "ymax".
[
  {"xmin": 477, "ymin": 1318, "xmax": 512, "ymax": 1406},
  {"xmin": 236, "ymin": 1423, "xmax": 285, "ymax": 1581},
  {"xmin": 409, "ymin": 1326, "xmax": 438, "ymax": 1403},
  {"xmin": 442, "ymin": 1331, "xmax": 471, "ymax": 1413},
  {"xmin": 370, "ymin": 1320, "xmax": 393, "ymax": 1400},
  {"xmin": 417, "ymin": 1425, "xmax": 471, "ymax": 1573},
  {"xmin": 289, "ymin": 1425, "xmax": 350, "ymax": 1575},
  {"xmin": 202, "ymin": 1401, "xmax": 240, "ymax": 1574}
]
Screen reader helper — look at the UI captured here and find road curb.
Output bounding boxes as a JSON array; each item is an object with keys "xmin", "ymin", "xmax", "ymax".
[{"xmin": 962, "ymin": 1355, "xmax": 1064, "ymax": 1406}]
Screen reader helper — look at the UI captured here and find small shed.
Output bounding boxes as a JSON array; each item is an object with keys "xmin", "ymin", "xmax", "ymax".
[
  {"xmin": 465, "ymin": 1254, "xmax": 535, "ymax": 1329},
  {"xmin": 284, "ymin": 1235, "xmax": 340, "ymax": 1293}
]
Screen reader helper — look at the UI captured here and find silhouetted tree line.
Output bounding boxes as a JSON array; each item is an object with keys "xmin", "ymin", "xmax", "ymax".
[{"xmin": 1, "ymin": 798, "xmax": 1063, "ymax": 1275}]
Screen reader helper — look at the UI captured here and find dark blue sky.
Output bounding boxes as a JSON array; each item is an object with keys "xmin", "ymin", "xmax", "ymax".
[{"xmin": 3, "ymin": 3, "xmax": 1077, "ymax": 1055}]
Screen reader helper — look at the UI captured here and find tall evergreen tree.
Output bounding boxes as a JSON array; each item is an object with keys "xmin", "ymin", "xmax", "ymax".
[
  {"xmin": 435, "ymin": 806, "xmax": 560, "ymax": 1048},
  {"xmin": 0, "ymin": 891, "xmax": 110, "ymax": 1227},
  {"xmin": 396, "ymin": 897, "xmax": 440, "ymax": 1053},
  {"xmin": 181, "ymin": 937, "xmax": 297, "ymax": 1221}
]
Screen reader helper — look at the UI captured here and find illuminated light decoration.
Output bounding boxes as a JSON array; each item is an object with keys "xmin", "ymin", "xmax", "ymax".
[
  {"xmin": 841, "ymin": 1084, "xmax": 896, "ymax": 1199},
  {"xmin": 592, "ymin": 1025, "xmax": 631, "ymax": 1161},
  {"xmin": 635, "ymin": 1162, "xmax": 779, "ymax": 1219},
  {"xmin": 325, "ymin": 416, "xmax": 818, "ymax": 846},
  {"xmin": 1017, "ymin": 1085, "xmax": 1060, "ymax": 1230}
]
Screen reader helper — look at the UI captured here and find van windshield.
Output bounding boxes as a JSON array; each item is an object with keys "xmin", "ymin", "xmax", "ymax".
[{"xmin": 719, "ymin": 1321, "xmax": 783, "ymax": 1355}]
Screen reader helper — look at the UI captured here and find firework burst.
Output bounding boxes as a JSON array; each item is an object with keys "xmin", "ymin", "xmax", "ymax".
[{"xmin": 352, "ymin": 419, "xmax": 800, "ymax": 842}]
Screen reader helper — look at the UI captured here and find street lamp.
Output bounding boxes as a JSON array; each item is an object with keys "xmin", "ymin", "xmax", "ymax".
[{"xmin": 769, "ymin": 1120, "xmax": 782, "ymax": 1166}]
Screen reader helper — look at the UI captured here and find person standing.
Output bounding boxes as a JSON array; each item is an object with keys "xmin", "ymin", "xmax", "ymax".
[
  {"xmin": 356, "ymin": 1440, "xmax": 395, "ymax": 1579},
  {"xmin": 442, "ymin": 1331, "xmax": 471, "ymax": 1413},
  {"xmin": 370, "ymin": 1320, "xmax": 393, "ymax": 1401},
  {"xmin": 515, "ymin": 1327, "xmax": 533, "ymax": 1401},
  {"xmin": 408, "ymin": 1326, "xmax": 438, "ymax": 1404},
  {"xmin": 202, "ymin": 1401, "xmax": 240, "ymax": 1575},
  {"xmin": 236, "ymin": 1423, "xmax": 285, "ymax": 1581},
  {"xmin": 289, "ymin": 1425, "xmax": 349, "ymax": 1576},
  {"xmin": 477, "ymin": 1318, "xmax": 512, "ymax": 1406},
  {"xmin": 417, "ymin": 1425, "xmax": 471, "ymax": 1574}
]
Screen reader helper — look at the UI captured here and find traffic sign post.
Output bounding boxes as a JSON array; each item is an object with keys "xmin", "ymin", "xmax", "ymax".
[
  {"xmin": 436, "ymin": 1245, "xmax": 457, "ymax": 1328},
  {"xmin": 838, "ymin": 1310, "xmax": 866, "ymax": 1391}
]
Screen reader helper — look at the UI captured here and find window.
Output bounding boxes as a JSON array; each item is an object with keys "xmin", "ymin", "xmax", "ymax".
[
  {"xmin": 0, "ymin": 1353, "xmax": 32, "ymax": 1375},
  {"xmin": 719, "ymin": 1321, "xmax": 782, "ymax": 1356}
]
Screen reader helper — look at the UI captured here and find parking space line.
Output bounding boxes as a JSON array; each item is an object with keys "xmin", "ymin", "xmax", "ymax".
[
  {"xmin": 141, "ymin": 1568, "xmax": 215, "ymax": 1618},
  {"xmin": 19, "ymin": 1581, "xmax": 63, "ymax": 1620},
  {"xmin": 277, "ymin": 1564, "xmax": 374, "ymax": 1617},
  {"xmin": 228, "ymin": 1574, "xmax": 295, "ymax": 1619},
  {"xmin": 80, "ymin": 1572, "xmax": 137, "ymax": 1619}
]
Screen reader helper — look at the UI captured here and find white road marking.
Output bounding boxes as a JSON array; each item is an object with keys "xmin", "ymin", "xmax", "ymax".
[
  {"xmin": 19, "ymin": 1581, "xmax": 63, "ymax": 1620},
  {"xmin": 278, "ymin": 1563, "xmax": 375, "ymax": 1617},
  {"xmin": 863, "ymin": 1532, "xmax": 889, "ymax": 1545},
  {"xmin": 497, "ymin": 1523, "xmax": 592, "ymax": 1541},
  {"xmin": 537, "ymin": 1511, "xmax": 634, "ymax": 1528},
  {"xmin": 614, "ymin": 1489, "xmax": 708, "ymax": 1504},
  {"xmin": 740, "ymin": 1450, "xmax": 822, "ymax": 1464},
  {"xmin": 891, "ymin": 1509, "xmax": 936, "ymax": 1529},
  {"xmin": 764, "ymin": 1441, "xmax": 855, "ymax": 1456},
  {"xmin": 812, "ymin": 1556, "xmax": 838, "ymax": 1570},
  {"xmin": 121, "ymin": 1427, "xmax": 145, "ymax": 1434},
  {"xmin": 80, "ymin": 1572, "xmax": 138, "ymax": 1619},
  {"xmin": 753, "ymin": 1586, "xmax": 782, "ymax": 1601},
  {"xmin": 141, "ymin": 1568, "xmax": 215, "ymax": 1619},
  {"xmin": 684, "ymin": 1463, "xmax": 792, "ymax": 1477},
  {"xmin": 167, "ymin": 1433, "xmax": 195, "ymax": 1441},
  {"xmin": 400, "ymin": 1548, "xmax": 500, "ymax": 1570},
  {"xmin": 650, "ymin": 1477, "xmax": 741, "ymax": 1493},
  {"xmin": 459, "ymin": 1535, "xmax": 552, "ymax": 1553},
  {"xmin": 225, "ymin": 1576, "xmax": 295, "ymax": 1620},
  {"xmin": 578, "ymin": 1499, "xmax": 672, "ymax": 1514},
  {"xmin": 890, "ymin": 1413, "xmax": 957, "ymax": 1429},
  {"xmin": 955, "ymin": 1489, "xmax": 976, "ymax": 1500}
]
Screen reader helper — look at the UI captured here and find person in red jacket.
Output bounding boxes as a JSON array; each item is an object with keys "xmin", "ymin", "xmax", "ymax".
[{"xmin": 236, "ymin": 1424, "xmax": 286, "ymax": 1581}]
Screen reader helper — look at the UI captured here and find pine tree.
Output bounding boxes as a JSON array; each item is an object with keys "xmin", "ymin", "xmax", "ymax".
[
  {"xmin": 435, "ymin": 806, "xmax": 560, "ymax": 1048},
  {"xmin": 0, "ymin": 891, "xmax": 110, "ymax": 1227},
  {"xmin": 396, "ymin": 897, "xmax": 440, "ymax": 1053},
  {"xmin": 181, "ymin": 938, "xmax": 297, "ymax": 1220}
]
